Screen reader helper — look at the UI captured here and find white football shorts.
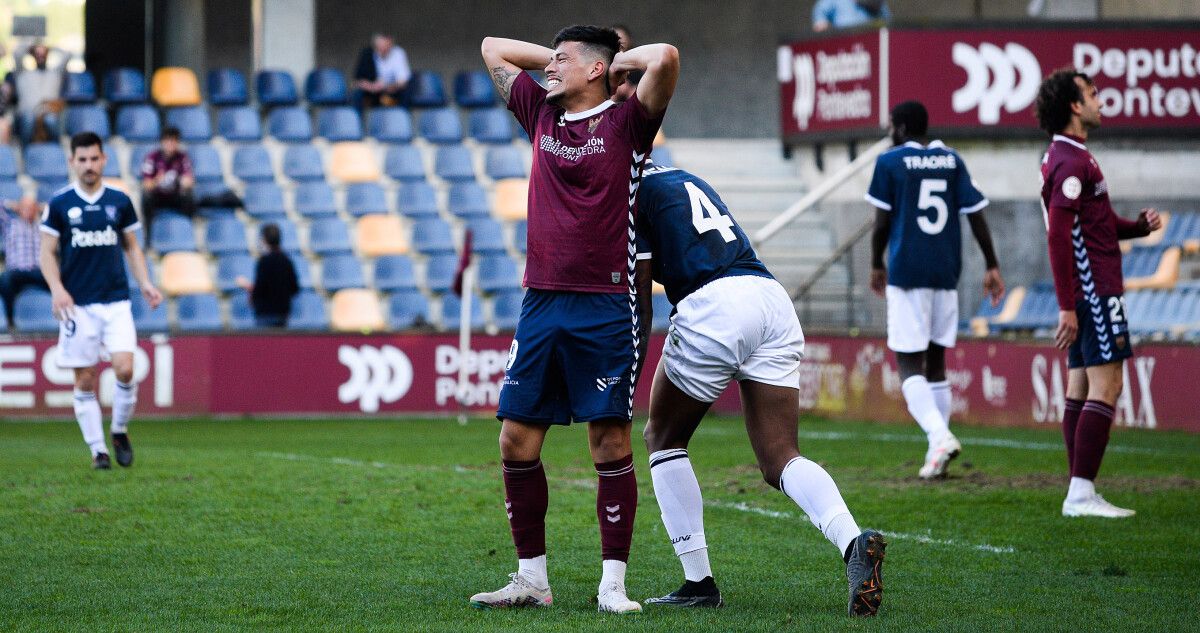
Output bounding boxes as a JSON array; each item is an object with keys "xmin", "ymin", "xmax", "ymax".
[
  {"xmin": 56, "ymin": 300, "xmax": 138, "ymax": 368},
  {"xmin": 662, "ymin": 275, "xmax": 805, "ymax": 403},
  {"xmin": 885, "ymin": 285, "xmax": 958, "ymax": 353}
]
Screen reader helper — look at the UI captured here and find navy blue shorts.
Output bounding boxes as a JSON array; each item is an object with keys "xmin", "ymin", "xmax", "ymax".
[
  {"xmin": 497, "ymin": 289, "xmax": 639, "ymax": 425},
  {"xmin": 1068, "ymin": 294, "xmax": 1134, "ymax": 369}
]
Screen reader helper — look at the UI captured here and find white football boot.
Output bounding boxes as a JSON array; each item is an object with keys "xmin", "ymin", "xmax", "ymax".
[
  {"xmin": 469, "ymin": 573, "xmax": 553, "ymax": 609},
  {"xmin": 597, "ymin": 581, "xmax": 642, "ymax": 614},
  {"xmin": 919, "ymin": 432, "xmax": 962, "ymax": 479},
  {"xmin": 1062, "ymin": 494, "xmax": 1136, "ymax": 518}
]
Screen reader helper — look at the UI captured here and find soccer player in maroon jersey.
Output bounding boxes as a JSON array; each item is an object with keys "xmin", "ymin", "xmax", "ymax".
[
  {"xmin": 1035, "ymin": 69, "xmax": 1161, "ymax": 518},
  {"xmin": 470, "ymin": 26, "xmax": 677, "ymax": 612}
]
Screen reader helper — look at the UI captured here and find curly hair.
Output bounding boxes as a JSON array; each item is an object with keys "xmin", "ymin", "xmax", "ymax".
[{"xmin": 1035, "ymin": 68, "xmax": 1091, "ymax": 136}]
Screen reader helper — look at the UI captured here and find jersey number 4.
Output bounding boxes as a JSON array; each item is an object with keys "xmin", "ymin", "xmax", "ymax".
[
  {"xmin": 917, "ymin": 178, "xmax": 949, "ymax": 236},
  {"xmin": 686, "ymin": 182, "xmax": 736, "ymax": 243}
]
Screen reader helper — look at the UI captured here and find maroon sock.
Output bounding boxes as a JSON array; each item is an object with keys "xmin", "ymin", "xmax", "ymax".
[
  {"xmin": 1072, "ymin": 400, "xmax": 1115, "ymax": 481},
  {"xmin": 1062, "ymin": 398, "xmax": 1085, "ymax": 473},
  {"xmin": 502, "ymin": 459, "xmax": 548, "ymax": 559},
  {"xmin": 595, "ymin": 454, "xmax": 637, "ymax": 562}
]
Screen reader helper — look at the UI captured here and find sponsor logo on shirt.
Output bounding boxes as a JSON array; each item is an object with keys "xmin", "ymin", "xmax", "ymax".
[
  {"xmin": 70, "ymin": 225, "xmax": 119, "ymax": 248},
  {"xmin": 1062, "ymin": 176, "xmax": 1082, "ymax": 200},
  {"xmin": 105, "ymin": 205, "xmax": 117, "ymax": 222},
  {"xmin": 538, "ymin": 135, "xmax": 606, "ymax": 162},
  {"xmin": 67, "ymin": 207, "xmax": 83, "ymax": 225},
  {"xmin": 587, "ymin": 115, "xmax": 603, "ymax": 134}
]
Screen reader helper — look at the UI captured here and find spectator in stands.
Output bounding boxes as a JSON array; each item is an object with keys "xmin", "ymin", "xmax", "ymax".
[
  {"xmin": 237, "ymin": 223, "xmax": 299, "ymax": 328},
  {"xmin": 9, "ymin": 41, "xmax": 66, "ymax": 143},
  {"xmin": 352, "ymin": 33, "xmax": 411, "ymax": 110},
  {"xmin": 0, "ymin": 194, "xmax": 49, "ymax": 326},
  {"xmin": 812, "ymin": 0, "xmax": 890, "ymax": 31},
  {"xmin": 140, "ymin": 126, "xmax": 195, "ymax": 247}
]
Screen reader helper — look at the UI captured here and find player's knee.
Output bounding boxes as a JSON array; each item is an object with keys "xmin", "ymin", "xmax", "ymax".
[
  {"xmin": 642, "ymin": 419, "xmax": 673, "ymax": 453},
  {"xmin": 113, "ymin": 365, "xmax": 134, "ymax": 384},
  {"xmin": 74, "ymin": 369, "xmax": 98, "ymax": 392},
  {"xmin": 758, "ymin": 461, "xmax": 785, "ymax": 490}
]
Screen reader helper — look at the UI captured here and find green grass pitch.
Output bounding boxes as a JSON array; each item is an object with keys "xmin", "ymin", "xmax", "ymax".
[{"xmin": 2, "ymin": 415, "xmax": 1198, "ymax": 631}]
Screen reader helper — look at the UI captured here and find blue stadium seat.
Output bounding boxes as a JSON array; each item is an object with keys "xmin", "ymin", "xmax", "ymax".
[
  {"xmin": 207, "ymin": 68, "xmax": 249, "ymax": 106},
  {"xmin": 384, "ymin": 145, "xmax": 427, "ymax": 182},
  {"xmin": 282, "ymin": 145, "xmax": 324, "ymax": 182},
  {"xmin": 1123, "ymin": 246, "xmax": 1164, "ymax": 279},
  {"xmin": 189, "ymin": 144, "xmax": 223, "ymax": 184},
  {"xmin": 205, "ymin": 216, "xmax": 249, "ymax": 256},
  {"xmin": 102, "ymin": 156, "xmax": 122, "ymax": 178},
  {"xmin": 215, "ymin": 253, "xmax": 255, "ymax": 293},
  {"xmin": 176, "ymin": 294, "xmax": 224, "ymax": 331},
  {"xmin": 305, "ymin": 68, "xmax": 349, "ymax": 105},
  {"xmin": 469, "ymin": 219, "xmax": 507, "ymax": 255},
  {"xmin": 228, "ymin": 290, "xmax": 257, "ymax": 330},
  {"xmin": 387, "ymin": 290, "xmax": 431, "ymax": 329},
  {"xmin": 289, "ymin": 254, "xmax": 314, "ymax": 289},
  {"xmin": 287, "ymin": 290, "xmax": 328, "ymax": 330},
  {"xmin": 321, "ymin": 254, "xmax": 365, "ymax": 292},
  {"xmin": 243, "ymin": 182, "xmax": 288, "ymax": 219},
  {"xmin": 216, "ymin": 106, "xmax": 262, "ymax": 142},
  {"xmin": 396, "ymin": 182, "xmax": 439, "ymax": 218},
  {"xmin": 308, "ymin": 217, "xmax": 353, "ymax": 255},
  {"xmin": 492, "ymin": 289, "xmax": 524, "ymax": 330},
  {"xmin": 469, "ymin": 108, "xmax": 514, "ymax": 144},
  {"xmin": 64, "ymin": 104, "xmax": 110, "ymax": 138},
  {"xmin": 150, "ymin": 213, "xmax": 197, "ymax": 253},
  {"xmin": 165, "ymin": 105, "xmax": 212, "ymax": 142},
  {"xmin": 115, "ymin": 105, "xmax": 161, "ymax": 142},
  {"xmin": 513, "ymin": 220, "xmax": 527, "ymax": 254},
  {"xmin": 345, "ymin": 182, "xmax": 388, "ymax": 217},
  {"xmin": 23, "ymin": 144, "xmax": 68, "ymax": 183},
  {"xmin": 128, "ymin": 143, "xmax": 157, "ymax": 179},
  {"xmin": 477, "ymin": 254, "xmax": 520, "ymax": 293},
  {"xmin": 13, "ymin": 289, "xmax": 57, "ymax": 333},
  {"xmin": 0, "ymin": 146, "xmax": 18, "ymax": 180},
  {"xmin": 454, "ymin": 70, "xmax": 497, "ymax": 108},
  {"xmin": 652, "ymin": 294, "xmax": 673, "ymax": 331},
  {"xmin": 232, "ymin": 144, "xmax": 275, "ymax": 182},
  {"xmin": 130, "ymin": 291, "xmax": 168, "ymax": 333},
  {"xmin": 368, "ymin": 108, "xmax": 413, "ymax": 144},
  {"xmin": 485, "ymin": 146, "xmax": 526, "ymax": 180},
  {"xmin": 441, "ymin": 293, "xmax": 483, "ymax": 331},
  {"xmin": 198, "ymin": 204, "xmax": 236, "ymax": 220},
  {"xmin": 273, "ymin": 219, "xmax": 303, "ymax": 254},
  {"xmin": 104, "ymin": 67, "xmax": 147, "ymax": 104},
  {"xmin": 0, "ymin": 181, "xmax": 23, "ymax": 203},
  {"xmin": 316, "ymin": 106, "xmax": 362, "ymax": 141},
  {"xmin": 412, "ymin": 218, "xmax": 456, "ymax": 255},
  {"xmin": 435, "ymin": 145, "xmax": 476, "ymax": 182},
  {"xmin": 268, "ymin": 106, "xmax": 313, "ymax": 143},
  {"xmin": 374, "ymin": 255, "xmax": 418, "ymax": 292},
  {"xmin": 405, "ymin": 70, "xmax": 447, "ymax": 108},
  {"xmin": 420, "ymin": 108, "xmax": 463, "ymax": 144},
  {"xmin": 256, "ymin": 70, "xmax": 299, "ymax": 107},
  {"xmin": 0, "ymin": 297, "xmax": 6, "ymax": 329},
  {"xmin": 63, "ymin": 71, "xmax": 97, "ymax": 104},
  {"xmin": 424, "ymin": 254, "xmax": 458, "ymax": 293},
  {"xmin": 448, "ymin": 183, "xmax": 490, "ymax": 218},
  {"xmin": 294, "ymin": 181, "xmax": 338, "ymax": 218},
  {"xmin": 651, "ymin": 146, "xmax": 674, "ymax": 168},
  {"xmin": 1000, "ymin": 283, "xmax": 1057, "ymax": 331},
  {"xmin": 36, "ymin": 181, "xmax": 70, "ymax": 203}
]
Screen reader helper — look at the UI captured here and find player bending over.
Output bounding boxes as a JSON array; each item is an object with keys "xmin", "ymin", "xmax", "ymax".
[
  {"xmin": 866, "ymin": 101, "xmax": 1005, "ymax": 479},
  {"xmin": 40, "ymin": 132, "xmax": 162, "ymax": 469},
  {"xmin": 1035, "ymin": 69, "xmax": 1160, "ymax": 518}
]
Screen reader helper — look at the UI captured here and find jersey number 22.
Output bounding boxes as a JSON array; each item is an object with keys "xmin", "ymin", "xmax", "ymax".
[
  {"xmin": 687, "ymin": 182, "xmax": 736, "ymax": 243},
  {"xmin": 917, "ymin": 178, "xmax": 948, "ymax": 236}
]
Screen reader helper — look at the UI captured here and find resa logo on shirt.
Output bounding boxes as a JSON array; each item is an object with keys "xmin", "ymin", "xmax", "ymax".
[{"xmin": 70, "ymin": 226, "xmax": 119, "ymax": 248}]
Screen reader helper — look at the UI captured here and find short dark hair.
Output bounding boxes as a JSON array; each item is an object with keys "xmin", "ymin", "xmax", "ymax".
[
  {"xmin": 552, "ymin": 25, "xmax": 620, "ymax": 67},
  {"xmin": 161, "ymin": 126, "xmax": 181, "ymax": 140},
  {"xmin": 261, "ymin": 223, "xmax": 281, "ymax": 249},
  {"xmin": 890, "ymin": 100, "xmax": 928, "ymax": 137},
  {"xmin": 1035, "ymin": 68, "xmax": 1091, "ymax": 136},
  {"xmin": 69, "ymin": 132, "xmax": 104, "ymax": 155}
]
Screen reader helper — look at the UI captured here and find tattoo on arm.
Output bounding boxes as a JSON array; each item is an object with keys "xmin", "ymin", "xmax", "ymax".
[{"xmin": 490, "ymin": 66, "xmax": 519, "ymax": 102}]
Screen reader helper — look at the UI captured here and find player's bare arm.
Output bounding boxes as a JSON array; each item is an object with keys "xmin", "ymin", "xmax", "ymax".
[
  {"xmin": 480, "ymin": 37, "xmax": 554, "ymax": 102},
  {"xmin": 122, "ymin": 230, "xmax": 163, "ymax": 309},
  {"xmin": 610, "ymin": 44, "xmax": 679, "ymax": 116},
  {"xmin": 39, "ymin": 234, "xmax": 74, "ymax": 320},
  {"xmin": 966, "ymin": 212, "xmax": 1005, "ymax": 306},
  {"xmin": 869, "ymin": 208, "xmax": 890, "ymax": 296}
]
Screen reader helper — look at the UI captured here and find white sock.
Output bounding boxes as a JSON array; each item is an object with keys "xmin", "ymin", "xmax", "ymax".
[
  {"xmin": 111, "ymin": 381, "xmax": 137, "ymax": 433},
  {"xmin": 649, "ymin": 449, "xmax": 712, "ymax": 581},
  {"xmin": 929, "ymin": 380, "xmax": 951, "ymax": 427},
  {"xmin": 600, "ymin": 559, "xmax": 626, "ymax": 589},
  {"xmin": 518, "ymin": 555, "xmax": 548, "ymax": 588},
  {"xmin": 1066, "ymin": 477, "xmax": 1096, "ymax": 503},
  {"xmin": 779, "ymin": 456, "xmax": 862, "ymax": 556},
  {"xmin": 73, "ymin": 390, "xmax": 106, "ymax": 457},
  {"xmin": 902, "ymin": 375, "xmax": 949, "ymax": 441}
]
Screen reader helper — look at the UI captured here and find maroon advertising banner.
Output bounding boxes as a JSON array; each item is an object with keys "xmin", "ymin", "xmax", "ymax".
[
  {"xmin": 778, "ymin": 31, "xmax": 883, "ymax": 140},
  {"xmin": 1, "ymin": 334, "xmax": 1196, "ymax": 433}
]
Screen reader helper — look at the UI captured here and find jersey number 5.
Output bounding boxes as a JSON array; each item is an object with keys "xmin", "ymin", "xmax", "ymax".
[
  {"xmin": 917, "ymin": 178, "xmax": 949, "ymax": 236},
  {"xmin": 686, "ymin": 182, "xmax": 736, "ymax": 243}
]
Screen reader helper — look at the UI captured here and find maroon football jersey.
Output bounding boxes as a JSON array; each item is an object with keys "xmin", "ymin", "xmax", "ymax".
[{"xmin": 507, "ymin": 72, "xmax": 664, "ymax": 294}]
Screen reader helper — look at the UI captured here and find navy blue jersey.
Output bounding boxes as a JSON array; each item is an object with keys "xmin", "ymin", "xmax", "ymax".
[
  {"xmin": 865, "ymin": 140, "xmax": 988, "ymax": 290},
  {"xmin": 40, "ymin": 185, "xmax": 140, "ymax": 305},
  {"xmin": 634, "ymin": 165, "xmax": 772, "ymax": 305}
]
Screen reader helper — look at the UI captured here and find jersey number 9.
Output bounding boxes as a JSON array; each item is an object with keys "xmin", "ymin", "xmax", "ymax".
[{"xmin": 917, "ymin": 178, "xmax": 949, "ymax": 236}]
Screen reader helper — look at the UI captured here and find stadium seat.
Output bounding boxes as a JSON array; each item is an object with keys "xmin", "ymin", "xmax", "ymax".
[
  {"xmin": 64, "ymin": 104, "xmax": 110, "ymax": 138},
  {"xmin": 373, "ymin": 255, "xmax": 418, "ymax": 292},
  {"xmin": 215, "ymin": 253, "xmax": 255, "ymax": 292},
  {"xmin": 62, "ymin": 71, "xmax": 97, "ymax": 104},
  {"xmin": 651, "ymin": 146, "xmax": 674, "ymax": 168},
  {"xmin": 23, "ymin": 144, "xmax": 68, "ymax": 184},
  {"xmin": 0, "ymin": 180, "xmax": 23, "ymax": 203},
  {"xmin": 273, "ymin": 219, "xmax": 303, "ymax": 254},
  {"xmin": 405, "ymin": 70, "xmax": 447, "ymax": 108},
  {"xmin": 435, "ymin": 145, "xmax": 476, "ymax": 182},
  {"xmin": 368, "ymin": 107, "xmax": 414, "ymax": 144},
  {"xmin": 282, "ymin": 145, "xmax": 325, "ymax": 182},
  {"xmin": 256, "ymin": 70, "xmax": 299, "ymax": 107},
  {"xmin": 412, "ymin": 218, "xmax": 456, "ymax": 255},
  {"xmin": 469, "ymin": 108, "xmax": 515, "ymax": 144},
  {"xmin": 227, "ymin": 290, "xmax": 256, "ymax": 330},
  {"xmin": 448, "ymin": 183, "xmax": 490, "ymax": 218},
  {"xmin": 420, "ymin": 108, "xmax": 463, "ymax": 144},
  {"xmin": 287, "ymin": 290, "xmax": 328, "ymax": 330},
  {"xmin": 317, "ymin": 106, "xmax": 362, "ymax": 141},
  {"xmin": 268, "ymin": 106, "xmax": 313, "ymax": 143},
  {"xmin": 151, "ymin": 67, "xmax": 202, "ymax": 107},
  {"xmin": 493, "ymin": 179, "xmax": 529, "ymax": 221},
  {"xmin": 387, "ymin": 289, "xmax": 431, "ymax": 329},
  {"xmin": 999, "ymin": 283, "xmax": 1058, "ymax": 331},
  {"xmin": 104, "ymin": 67, "xmax": 147, "ymax": 104},
  {"xmin": 384, "ymin": 145, "xmax": 427, "ymax": 182},
  {"xmin": 289, "ymin": 254, "xmax": 314, "ymax": 289},
  {"xmin": 491, "ymin": 289, "xmax": 523, "ymax": 330},
  {"xmin": 969, "ymin": 286, "xmax": 1026, "ymax": 336},
  {"xmin": 328, "ymin": 142, "xmax": 381, "ymax": 183},
  {"xmin": 396, "ymin": 182, "xmax": 439, "ymax": 218},
  {"xmin": 151, "ymin": 213, "xmax": 198, "ymax": 253},
  {"xmin": 176, "ymin": 293, "xmax": 223, "ymax": 331},
  {"xmin": 308, "ymin": 217, "xmax": 353, "ymax": 255},
  {"xmin": 216, "ymin": 106, "xmax": 262, "ymax": 142},
  {"xmin": 305, "ymin": 68, "xmax": 350, "ymax": 105},
  {"xmin": 294, "ymin": 181, "xmax": 338, "ymax": 218},
  {"xmin": 321, "ymin": 253, "xmax": 366, "ymax": 292},
  {"xmin": 128, "ymin": 143, "xmax": 157, "ymax": 177},
  {"xmin": 207, "ymin": 68, "xmax": 249, "ymax": 106},
  {"xmin": 0, "ymin": 146, "xmax": 18, "ymax": 180},
  {"xmin": 424, "ymin": 254, "xmax": 458, "ymax": 293},
  {"xmin": 243, "ymin": 182, "xmax": 288, "ymax": 219},
  {"xmin": 13, "ymin": 289, "xmax": 57, "ymax": 333},
  {"xmin": 1125, "ymin": 245, "xmax": 1181, "ymax": 290},
  {"xmin": 485, "ymin": 146, "xmax": 526, "ymax": 180},
  {"xmin": 161, "ymin": 252, "xmax": 215, "ymax": 296},
  {"xmin": 441, "ymin": 293, "xmax": 483, "ymax": 331},
  {"xmin": 477, "ymin": 254, "xmax": 520, "ymax": 293},
  {"xmin": 652, "ymin": 294, "xmax": 673, "ymax": 331},
  {"xmin": 454, "ymin": 70, "xmax": 497, "ymax": 108},
  {"xmin": 469, "ymin": 219, "xmax": 507, "ymax": 255},
  {"xmin": 205, "ymin": 216, "xmax": 249, "ymax": 255},
  {"xmin": 330, "ymin": 288, "xmax": 386, "ymax": 332},
  {"xmin": 116, "ymin": 105, "xmax": 161, "ymax": 142},
  {"xmin": 345, "ymin": 182, "xmax": 388, "ymax": 217},
  {"xmin": 189, "ymin": 144, "xmax": 223, "ymax": 183},
  {"xmin": 232, "ymin": 144, "xmax": 276, "ymax": 182},
  {"xmin": 130, "ymin": 291, "xmax": 168, "ymax": 333},
  {"xmin": 513, "ymin": 220, "xmax": 527, "ymax": 254},
  {"xmin": 36, "ymin": 181, "xmax": 69, "ymax": 203},
  {"xmin": 164, "ymin": 106, "xmax": 212, "ymax": 142},
  {"xmin": 356, "ymin": 214, "xmax": 408, "ymax": 258}
]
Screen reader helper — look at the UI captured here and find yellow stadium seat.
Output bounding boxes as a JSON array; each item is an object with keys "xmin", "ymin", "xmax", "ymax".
[
  {"xmin": 102, "ymin": 178, "xmax": 128, "ymax": 193},
  {"xmin": 653, "ymin": 128, "xmax": 666, "ymax": 147},
  {"xmin": 151, "ymin": 67, "xmax": 202, "ymax": 107},
  {"xmin": 330, "ymin": 288, "xmax": 387, "ymax": 333},
  {"xmin": 329, "ymin": 142, "xmax": 381, "ymax": 183},
  {"xmin": 160, "ymin": 251, "xmax": 214, "ymax": 296},
  {"xmin": 652, "ymin": 282, "xmax": 666, "ymax": 295},
  {"xmin": 970, "ymin": 286, "xmax": 1026, "ymax": 337},
  {"xmin": 356, "ymin": 214, "xmax": 409, "ymax": 257},
  {"xmin": 493, "ymin": 178, "xmax": 528, "ymax": 221},
  {"xmin": 1125, "ymin": 246, "xmax": 1181, "ymax": 290}
]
